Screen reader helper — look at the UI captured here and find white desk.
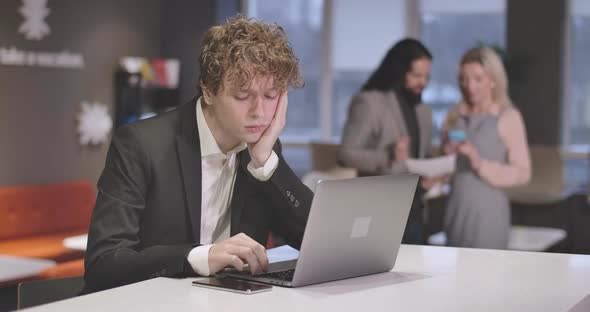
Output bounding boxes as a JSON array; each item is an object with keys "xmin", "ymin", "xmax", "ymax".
[
  {"xmin": 428, "ymin": 226, "xmax": 568, "ymax": 251},
  {"xmin": 22, "ymin": 245, "xmax": 590, "ymax": 312},
  {"xmin": 0, "ymin": 255, "xmax": 55, "ymax": 285}
]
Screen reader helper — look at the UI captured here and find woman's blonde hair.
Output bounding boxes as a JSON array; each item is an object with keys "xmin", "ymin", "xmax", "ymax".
[
  {"xmin": 445, "ymin": 47, "xmax": 512, "ymax": 128},
  {"xmin": 198, "ymin": 15, "xmax": 304, "ymax": 95}
]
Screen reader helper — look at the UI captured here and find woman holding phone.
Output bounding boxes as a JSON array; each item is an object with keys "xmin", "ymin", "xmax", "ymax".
[{"xmin": 441, "ymin": 47, "xmax": 531, "ymax": 249}]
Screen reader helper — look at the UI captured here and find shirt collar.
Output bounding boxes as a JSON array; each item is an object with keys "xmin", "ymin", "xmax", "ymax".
[{"xmin": 196, "ymin": 97, "xmax": 247, "ymax": 158}]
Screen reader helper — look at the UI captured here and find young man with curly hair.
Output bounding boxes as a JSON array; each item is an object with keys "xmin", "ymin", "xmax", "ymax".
[{"xmin": 83, "ymin": 16, "xmax": 312, "ymax": 293}]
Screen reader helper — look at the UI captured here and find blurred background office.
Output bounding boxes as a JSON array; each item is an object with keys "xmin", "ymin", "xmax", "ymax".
[{"xmin": 1, "ymin": 0, "xmax": 590, "ymax": 310}]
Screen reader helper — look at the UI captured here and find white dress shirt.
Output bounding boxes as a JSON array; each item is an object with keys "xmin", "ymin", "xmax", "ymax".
[{"xmin": 187, "ymin": 98, "xmax": 279, "ymax": 276}]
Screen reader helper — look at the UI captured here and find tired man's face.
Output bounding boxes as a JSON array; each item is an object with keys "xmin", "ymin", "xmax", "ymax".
[{"xmin": 201, "ymin": 74, "xmax": 280, "ymax": 151}]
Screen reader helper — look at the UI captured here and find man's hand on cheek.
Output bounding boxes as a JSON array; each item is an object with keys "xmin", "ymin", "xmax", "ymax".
[{"xmin": 248, "ymin": 91, "xmax": 288, "ymax": 168}]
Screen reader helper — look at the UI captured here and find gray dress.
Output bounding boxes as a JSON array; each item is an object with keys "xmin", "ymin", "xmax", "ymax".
[{"xmin": 445, "ymin": 110, "xmax": 510, "ymax": 249}]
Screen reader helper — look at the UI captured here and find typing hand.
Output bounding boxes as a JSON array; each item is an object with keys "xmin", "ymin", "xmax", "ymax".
[
  {"xmin": 248, "ymin": 91, "xmax": 287, "ymax": 168},
  {"xmin": 208, "ymin": 233, "xmax": 269, "ymax": 275}
]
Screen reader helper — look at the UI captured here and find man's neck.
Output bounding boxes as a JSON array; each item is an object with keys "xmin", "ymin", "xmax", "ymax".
[{"xmin": 201, "ymin": 105, "xmax": 240, "ymax": 154}]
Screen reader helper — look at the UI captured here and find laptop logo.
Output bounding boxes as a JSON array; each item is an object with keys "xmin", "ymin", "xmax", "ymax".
[{"xmin": 350, "ymin": 217, "xmax": 371, "ymax": 238}]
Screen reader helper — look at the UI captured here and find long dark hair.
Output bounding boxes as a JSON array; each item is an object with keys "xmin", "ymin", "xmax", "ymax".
[{"xmin": 362, "ymin": 38, "xmax": 432, "ymax": 92}]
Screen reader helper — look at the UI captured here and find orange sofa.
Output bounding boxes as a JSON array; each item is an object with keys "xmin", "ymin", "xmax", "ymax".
[{"xmin": 0, "ymin": 181, "xmax": 95, "ymax": 283}]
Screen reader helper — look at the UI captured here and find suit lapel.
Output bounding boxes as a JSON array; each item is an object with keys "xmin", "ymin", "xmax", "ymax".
[
  {"xmin": 385, "ymin": 91, "xmax": 408, "ymax": 137},
  {"xmin": 175, "ymin": 99, "xmax": 202, "ymax": 243}
]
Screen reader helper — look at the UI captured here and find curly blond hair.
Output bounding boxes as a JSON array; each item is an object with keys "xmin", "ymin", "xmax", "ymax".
[{"xmin": 199, "ymin": 15, "xmax": 304, "ymax": 95}]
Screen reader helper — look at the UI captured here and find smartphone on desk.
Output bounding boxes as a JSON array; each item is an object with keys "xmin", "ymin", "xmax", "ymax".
[{"xmin": 192, "ymin": 277, "xmax": 272, "ymax": 294}]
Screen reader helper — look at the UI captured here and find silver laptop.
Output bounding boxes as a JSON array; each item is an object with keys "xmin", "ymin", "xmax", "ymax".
[{"xmin": 221, "ymin": 174, "xmax": 418, "ymax": 287}]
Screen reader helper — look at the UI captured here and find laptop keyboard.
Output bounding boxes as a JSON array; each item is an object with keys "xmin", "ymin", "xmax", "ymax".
[{"xmin": 257, "ymin": 269, "xmax": 295, "ymax": 281}]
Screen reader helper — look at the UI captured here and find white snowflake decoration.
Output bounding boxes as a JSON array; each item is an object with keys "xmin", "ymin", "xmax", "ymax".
[
  {"xmin": 19, "ymin": 0, "xmax": 51, "ymax": 41},
  {"xmin": 77, "ymin": 101, "xmax": 113, "ymax": 146}
]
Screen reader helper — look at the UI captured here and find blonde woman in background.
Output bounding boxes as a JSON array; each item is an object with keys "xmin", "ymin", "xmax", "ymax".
[{"xmin": 442, "ymin": 47, "xmax": 531, "ymax": 249}]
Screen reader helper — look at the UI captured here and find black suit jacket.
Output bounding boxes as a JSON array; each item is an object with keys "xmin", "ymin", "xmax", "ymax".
[{"xmin": 83, "ymin": 98, "xmax": 312, "ymax": 293}]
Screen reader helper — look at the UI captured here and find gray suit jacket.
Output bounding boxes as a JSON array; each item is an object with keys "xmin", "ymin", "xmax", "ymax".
[{"xmin": 339, "ymin": 90, "xmax": 433, "ymax": 176}]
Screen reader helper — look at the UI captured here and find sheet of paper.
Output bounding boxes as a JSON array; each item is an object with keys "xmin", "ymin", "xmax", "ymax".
[
  {"xmin": 266, "ymin": 245, "xmax": 299, "ymax": 263},
  {"xmin": 405, "ymin": 155, "xmax": 456, "ymax": 177}
]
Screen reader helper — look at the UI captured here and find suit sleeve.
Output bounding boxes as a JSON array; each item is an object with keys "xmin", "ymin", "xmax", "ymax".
[
  {"xmin": 84, "ymin": 125, "xmax": 196, "ymax": 293},
  {"xmin": 339, "ymin": 93, "xmax": 395, "ymax": 175},
  {"xmin": 252, "ymin": 141, "xmax": 313, "ymax": 250}
]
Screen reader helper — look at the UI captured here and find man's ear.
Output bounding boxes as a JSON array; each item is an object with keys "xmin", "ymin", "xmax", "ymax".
[{"xmin": 200, "ymin": 81, "xmax": 213, "ymax": 105}]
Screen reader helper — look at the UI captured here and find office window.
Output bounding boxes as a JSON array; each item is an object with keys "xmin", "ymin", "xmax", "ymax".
[
  {"xmin": 420, "ymin": 0, "xmax": 506, "ymax": 140},
  {"xmin": 246, "ymin": 0, "xmax": 324, "ymax": 140},
  {"xmin": 245, "ymin": 1, "xmax": 507, "ymax": 174},
  {"xmin": 331, "ymin": 0, "xmax": 407, "ymax": 139},
  {"xmin": 565, "ymin": 0, "xmax": 590, "ymax": 149}
]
